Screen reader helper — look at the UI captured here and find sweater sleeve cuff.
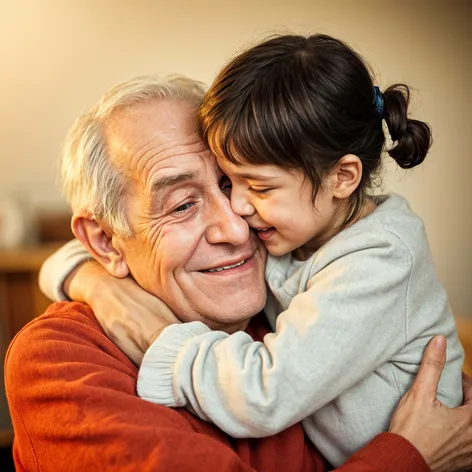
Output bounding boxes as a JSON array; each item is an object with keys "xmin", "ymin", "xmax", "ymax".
[
  {"xmin": 39, "ymin": 240, "xmax": 93, "ymax": 301},
  {"xmin": 137, "ymin": 321, "xmax": 211, "ymax": 406},
  {"xmin": 347, "ymin": 432, "xmax": 430, "ymax": 472}
]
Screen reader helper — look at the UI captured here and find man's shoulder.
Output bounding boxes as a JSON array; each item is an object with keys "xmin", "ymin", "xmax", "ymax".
[
  {"xmin": 39, "ymin": 300, "xmax": 97, "ymax": 326},
  {"xmin": 7, "ymin": 302, "xmax": 102, "ymax": 361},
  {"xmin": 5, "ymin": 302, "xmax": 136, "ymax": 395},
  {"xmin": 14, "ymin": 301, "xmax": 99, "ymax": 337}
]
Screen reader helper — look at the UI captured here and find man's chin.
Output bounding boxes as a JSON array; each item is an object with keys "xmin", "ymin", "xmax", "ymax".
[
  {"xmin": 201, "ymin": 282, "xmax": 267, "ymax": 330},
  {"xmin": 177, "ymin": 281, "xmax": 266, "ymax": 333}
]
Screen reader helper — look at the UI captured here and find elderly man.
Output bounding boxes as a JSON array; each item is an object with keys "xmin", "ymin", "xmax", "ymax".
[{"xmin": 5, "ymin": 76, "xmax": 472, "ymax": 472}]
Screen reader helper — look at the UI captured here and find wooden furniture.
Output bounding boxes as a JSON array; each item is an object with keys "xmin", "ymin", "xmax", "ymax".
[
  {"xmin": 0, "ymin": 244, "xmax": 61, "ymax": 341},
  {"xmin": 0, "ymin": 244, "xmax": 63, "ymax": 446}
]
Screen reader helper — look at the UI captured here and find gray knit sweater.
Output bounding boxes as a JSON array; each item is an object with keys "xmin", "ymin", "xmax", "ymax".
[{"xmin": 39, "ymin": 194, "xmax": 464, "ymax": 467}]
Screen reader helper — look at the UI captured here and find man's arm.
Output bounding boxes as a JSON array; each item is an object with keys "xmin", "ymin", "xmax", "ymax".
[{"xmin": 5, "ymin": 302, "xmax": 255, "ymax": 472}]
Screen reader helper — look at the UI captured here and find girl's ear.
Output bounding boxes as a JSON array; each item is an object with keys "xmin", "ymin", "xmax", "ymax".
[
  {"xmin": 330, "ymin": 154, "xmax": 363, "ymax": 199},
  {"xmin": 71, "ymin": 212, "xmax": 130, "ymax": 278}
]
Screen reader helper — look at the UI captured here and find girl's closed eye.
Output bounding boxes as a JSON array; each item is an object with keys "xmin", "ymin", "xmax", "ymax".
[{"xmin": 248, "ymin": 186, "xmax": 273, "ymax": 195}]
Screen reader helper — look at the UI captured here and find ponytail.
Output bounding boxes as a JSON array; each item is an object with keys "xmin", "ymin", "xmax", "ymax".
[{"xmin": 383, "ymin": 84, "xmax": 432, "ymax": 169}]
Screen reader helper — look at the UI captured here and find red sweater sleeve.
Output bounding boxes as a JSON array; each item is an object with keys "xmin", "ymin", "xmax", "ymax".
[
  {"xmin": 5, "ymin": 302, "xmax": 258, "ymax": 472},
  {"xmin": 335, "ymin": 433, "xmax": 429, "ymax": 472}
]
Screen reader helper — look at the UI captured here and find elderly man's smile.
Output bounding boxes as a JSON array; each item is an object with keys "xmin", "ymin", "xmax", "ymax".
[
  {"xmin": 198, "ymin": 250, "xmax": 255, "ymax": 274},
  {"xmin": 204, "ymin": 259, "xmax": 246, "ymax": 272}
]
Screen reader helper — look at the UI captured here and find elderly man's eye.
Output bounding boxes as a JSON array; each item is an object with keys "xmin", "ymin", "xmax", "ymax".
[{"xmin": 174, "ymin": 202, "xmax": 195, "ymax": 213}]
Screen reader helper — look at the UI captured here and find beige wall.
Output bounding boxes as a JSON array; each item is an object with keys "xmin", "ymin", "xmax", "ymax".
[{"xmin": 0, "ymin": 0, "xmax": 470, "ymax": 316}]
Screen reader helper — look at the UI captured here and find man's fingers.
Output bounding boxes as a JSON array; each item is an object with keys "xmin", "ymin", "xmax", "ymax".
[
  {"xmin": 463, "ymin": 372, "xmax": 472, "ymax": 403},
  {"xmin": 413, "ymin": 335, "xmax": 447, "ymax": 399}
]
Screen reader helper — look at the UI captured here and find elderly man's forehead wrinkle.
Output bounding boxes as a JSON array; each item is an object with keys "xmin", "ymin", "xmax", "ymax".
[
  {"xmin": 127, "ymin": 135, "xmax": 164, "ymax": 176},
  {"xmin": 106, "ymin": 134, "xmax": 159, "ymax": 181},
  {"xmin": 134, "ymin": 141, "xmax": 209, "ymax": 190},
  {"xmin": 148, "ymin": 135, "xmax": 207, "ymax": 163},
  {"xmin": 147, "ymin": 154, "xmax": 215, "ymax": 193}
]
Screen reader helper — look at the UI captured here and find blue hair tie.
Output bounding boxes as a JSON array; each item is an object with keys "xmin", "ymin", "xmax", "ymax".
[{"xmin": 373, "ymin": 86, "xmax": 384, "ymax": 117}]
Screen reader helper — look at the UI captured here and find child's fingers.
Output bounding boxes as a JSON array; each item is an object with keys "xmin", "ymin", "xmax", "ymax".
[{"xmin": 412, "ymin": 335, "xmax": 447, "ymax": 400}]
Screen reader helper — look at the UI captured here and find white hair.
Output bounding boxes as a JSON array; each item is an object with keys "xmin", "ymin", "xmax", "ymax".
[{"xmin": 61, "ymin": 75, "xmax": 206, "ymax": 237}]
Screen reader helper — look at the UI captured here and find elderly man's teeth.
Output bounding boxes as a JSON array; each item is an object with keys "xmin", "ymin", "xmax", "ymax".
[{"xmin": 208, "ymin": 259, "xmax": 246, "ymax": 272}]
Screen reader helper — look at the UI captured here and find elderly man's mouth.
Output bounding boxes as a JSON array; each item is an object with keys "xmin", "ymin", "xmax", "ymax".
[
  {"xmin": 200, "ymin": 256, "xmax": 253, "ymax": 274},
  {"xmin": 205, "ymin": 259, "xmax": 246, "ymax": 272}
]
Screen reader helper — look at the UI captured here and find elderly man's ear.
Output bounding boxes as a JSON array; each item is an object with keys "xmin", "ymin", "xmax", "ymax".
[{"xmin": 72, "ymin": 214, "xmax": 130, "ymax": 279}]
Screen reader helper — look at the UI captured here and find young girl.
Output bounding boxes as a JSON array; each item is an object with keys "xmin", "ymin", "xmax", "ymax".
[{"xmin": 41, "ymin": 34, "xmax": 464, "ymax": 467}]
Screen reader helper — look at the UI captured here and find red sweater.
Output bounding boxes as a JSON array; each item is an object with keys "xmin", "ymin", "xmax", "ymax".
[{"xmin": 5, "ymin": 302, "xmax": 429, "ymax": 472}]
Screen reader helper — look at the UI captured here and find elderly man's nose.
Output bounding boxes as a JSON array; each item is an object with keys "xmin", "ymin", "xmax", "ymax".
[{"xmin": 206, "ymin": 196, "xmax": 249, "ymax": 245}]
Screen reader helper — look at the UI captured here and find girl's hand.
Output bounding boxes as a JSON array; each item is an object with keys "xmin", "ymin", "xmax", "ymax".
[
  {"xmin": 65, "ymin": 260, "xmax": 181, "ymax": 365},
  {"xmin": 389, "ymin": 335, "xmax": 472, "ymax": 472}
]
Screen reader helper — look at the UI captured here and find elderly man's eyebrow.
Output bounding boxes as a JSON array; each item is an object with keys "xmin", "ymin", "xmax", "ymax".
[{"xmin": 151, "ymin": 171, "xmax": 199, "ymax": 193}]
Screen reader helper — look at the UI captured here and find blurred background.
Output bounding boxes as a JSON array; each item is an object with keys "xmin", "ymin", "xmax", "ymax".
[{"xmin": 0, "ymin": 0, "xmax": 470, "ymax": 467}]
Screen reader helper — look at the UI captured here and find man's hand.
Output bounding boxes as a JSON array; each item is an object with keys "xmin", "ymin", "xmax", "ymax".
[
  {"xmin": 66, "ymin": 261, "xmax": 180, "ymax": 365},
  {"xmin": 389, "ymin": 335, "xmax": 472, "ymax": 472}
]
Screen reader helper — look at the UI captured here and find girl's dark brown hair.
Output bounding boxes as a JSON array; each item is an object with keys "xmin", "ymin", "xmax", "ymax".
[{"xmin": 197, "ymin": 34, "xmax": 432, "ymax": 226}]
